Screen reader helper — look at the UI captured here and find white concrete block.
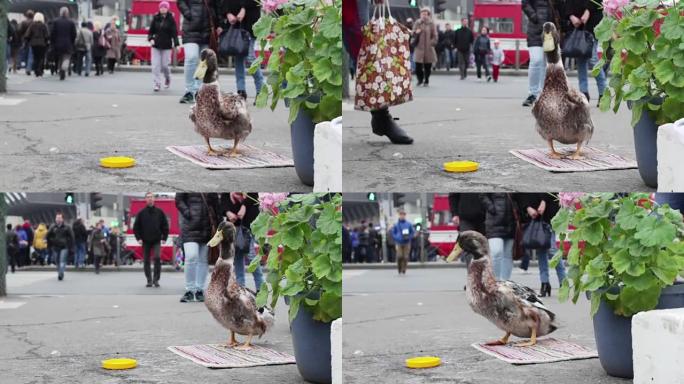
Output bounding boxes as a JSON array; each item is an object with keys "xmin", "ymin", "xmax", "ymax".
[
  {"xmin": 632, "ymin": 308, "xmax": 684, "ymax": 384},
  {"xmin": 657, "ymin": 118, "xmax": 684, "ymax": 192},
  {"xmin": 331, "ymin": 318, "xmax": 343, "ymax": 384},
  {"xmin": 314, "ymin": 116, "xmax": 342, "ymax": 192}
]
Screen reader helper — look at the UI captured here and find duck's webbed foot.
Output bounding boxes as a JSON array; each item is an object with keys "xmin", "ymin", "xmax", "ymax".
[
  {"xmin": 205, "ymin": 137, "xmax": 228, "ymax": 156},
  {"xmin": 234, "ymin": 333, "xmax": 253, "ymax": 350},
  {"xmin": 484, "ymin": 332, "xmax": 511, "ymax": 346},
  {"xmin": 225, "ymin": 331, "xmax": 240, "ymax": 348},
  {"xmin": 547, "ymin": 139, "xmax": 563, "ymax": 159},
  {"xmin": 515, "ymin": 327, "xmax": 538, "ymax": 347},
  {"xmin": 228, "ymin": 138, "xmax": 242, "ymax": 158},
  {"xmin": 568, "ymin": 142, "xmax": 585, "ymax": 160}
]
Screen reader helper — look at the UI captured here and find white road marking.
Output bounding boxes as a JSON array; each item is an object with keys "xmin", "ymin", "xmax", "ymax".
[
  {"xmin": 6, "ymin": 272, "xmax": 59, "ymax": 288},
  {"xmin": 343, "ymin": 270, "xmax": 368, "ymax": 279},
  {"xmin": 0, "ymin": 301, "xmax": 26, "ymax": 309},
  {"xmin": 0, "ymin": 97, "xmax": 26, "ymax": 106}
]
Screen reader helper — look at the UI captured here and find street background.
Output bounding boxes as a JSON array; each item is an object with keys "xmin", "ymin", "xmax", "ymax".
[
  {"xmin": 0, "ymin": 270, "xmax": 303, "ymax": 384},
  {"xmin": 343, "ymin": 72, "xmax": 648, "ymax": 192},
  {"xmin": 0, "ymin": 70, "xmax": 306, "ymax": 191},
  {"xmin": 343, "ymin": 267, "xmax": 630, "ymax": 384}
]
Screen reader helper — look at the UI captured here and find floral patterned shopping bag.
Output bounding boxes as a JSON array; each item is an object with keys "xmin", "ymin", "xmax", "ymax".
[{"xmin": 354, "ymin": 2, "xmax": 413, "ymax": 111}]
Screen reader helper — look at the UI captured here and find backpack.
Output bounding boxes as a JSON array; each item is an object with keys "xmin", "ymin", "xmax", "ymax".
[{"xmin": 75, "ymin": 29, "xmax": 86, "ymax": 51}]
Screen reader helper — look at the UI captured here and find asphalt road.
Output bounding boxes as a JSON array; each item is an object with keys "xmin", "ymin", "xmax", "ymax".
[
  {"xmin": 342, "ymin": 267, "xmax": 631, "ymax": 384},
  {"xmin": 0, "ymin": 271, "xmax": 305, "ymax": 384},
  {"xmin": 0, "ymin": 70, "xmax": 308, "ymax": 191},
  {"xmin": 343, "ymin": 73, "xmax": 651, "ymax": 192}
]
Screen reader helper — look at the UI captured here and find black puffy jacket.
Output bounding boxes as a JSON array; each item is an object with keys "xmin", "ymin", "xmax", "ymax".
[
  {"xmin": 175, "ymin": 193, "xmax": 219, "ymax": 243},
  {"xmin": 47, "ymin": 223, "xmax": 74, "ymax": 250},
  {"xmin": 522, "ymin": 0, "xmax": 560, "ymax": 47},
  {"xmin": 134, "ymin": 205, "xmax": 169, "ymax": 243},
  {"xmin": 178, "ymin": 0, "xmax": 220, "ymax": 45},
  {"xmin": 148, "ymin": 12, "xmax": 180, "ymax": 49},
  {"xmin": 479, "ymin": 193, "xmax": 516, "ymax": 239},
  {"xmin": 217, "ymin": 0, "xmax": 261, "ymax": 38},
  {"xmin": 50, "ymin": 16, "xmax": 77, "ymax": 55}
]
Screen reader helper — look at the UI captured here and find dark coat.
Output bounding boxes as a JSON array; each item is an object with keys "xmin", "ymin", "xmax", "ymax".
[
  {"xmin": 473, "ymin": 34, "xmax": 491, "ymax": 55},
  {"xmin": 133, "ymin": 205, "xmax": 169, "ymax": 243},
  {"xmin": 218, "ymin": 0, "xmax": 261, "ymax": 37},
  {"xmin": 455, "ymin": 26, "xmax": 474, "ymax": 52},
  {"xmin": 448, "ymin": 193, "xmax": 486, "ymax": 233},
  {"xmin": 516, "ymin": 193, "xmax": 560, "ymax": 224},
  {"xmin": 561, "ymin": 0, "xmax": 602, "ymax": 35},
  {"xmin": 92, "ymin": 30, "xmax": 107, "ymax": 57},
  {"xmin": 219, "ymin": 193, "xmax": 260, "ymax": 228},
  {"xmin": 50, "ymin": 16, "xmax": 77, "ymax": 55},
  {"xmin": 479, "ymin": 193, "xmax": 517, "ymax": 239},
  {"xmin": 148, "ymin": 12, "xmax": 180, "ymax": 49},
  {"xmin": 46, "ymin": 223, "xmax": 74, "ymax": 250},
  {"xmin": 175, "ymin": 193, "xmax": 219, "ymax": 243},
  {"xmin": 522, "ymin": 0, "xmax": 559, "ymax": 47},
  {"xmin": 6, "ymin": 229, "xmax": 19, "ymax": 255},
  {"xmin": 25, "ymin": 22, "xmax": 49, "ymax": 48},
  {"xmin": 90, "ymin": 228, "xmax": 108, "ymax": 256},
  {"xmin": 72, "ymin": 220, "xmax": 88, "ymax": 243},
  {"xmin": 178, "ymin": 0, "xmax": 220, "ymax": 45}
]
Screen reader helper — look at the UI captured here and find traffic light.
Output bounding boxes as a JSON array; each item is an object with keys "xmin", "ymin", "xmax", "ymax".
[
  {"xmin": 435, "ymin": 0, "xmax": 448, "ymax": 13},
  {"xmin": 64, "ymin": 193, "xmax": 75, "ymax": 205},
  {"xmin": 393, "ymin": 193, "xmax": 406, "ymax": 207},
  {"xmin": 90, "ymin": 193, "xmax": 103, "ymax": 211},
  {"xmin": 367, "ymin": 192, "xmax": 377, "ymax": 202},
  {"xmin": 408, "ymin": 0, "xmax": 417, "ymax": 7}
]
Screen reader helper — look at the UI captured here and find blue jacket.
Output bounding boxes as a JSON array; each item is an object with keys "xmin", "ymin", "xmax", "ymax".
[{"xmin": 392, "ymin": 219, "xmax": 415, "ymax": 245}]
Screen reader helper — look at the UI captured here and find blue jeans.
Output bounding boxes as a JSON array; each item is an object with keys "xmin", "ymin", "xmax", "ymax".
[
  {"xmin": 183, "ymin": 42, "xmax": 208, "ymax": 94},
  {"xmin": 75, "ymin": 242, "xmax": 86, "ymax": 267},
  {"xmin": 489, "ymin": 237, "xmax": 514, "ymax": 280},
  {"xmin": 84, "ymin": 50, "xmax": 92, "ymax": 75},
  {"xmin": 536, "ymin": 233, "xmax": 566, "ymax": 286},
  {"xmin": 528, "ymin": 46, "xmax": 546, "ymax": 97},
  {"xmin": 234, "ymin": 237, "xmax": 264, "ymax": 291},
  {"xmin": 234, "ymin": 36, "xmax": 263, "ymax": 94},
  {"xmin": 37, "ymin": 249, "xmax": 49, "ymax": 264},
  {"xmin": 656, "ymin": 193, "xmax": 684, "ymax": 212},
  {"xmin": 183, "ymin": 242, "xmax": 209, "ymax": 292},
  {"xmin": 54, "ymin": 248, "xmax": 68, "ymax": 279},
  {"xmin": 21, "ymin": 45, "xmax": 33, "ymax": 71},
  {"xmin": 576, "ymin": 38, "xmax": 606, "ymax": 96}
]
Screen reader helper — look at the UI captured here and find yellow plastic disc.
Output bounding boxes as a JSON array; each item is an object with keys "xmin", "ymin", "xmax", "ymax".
[
  {"xmin": 405, "ymin": 356, "xmax": 441, "ymax": 369},
  {"xmin": 102, "ymin": 358, "xmax": 137, "ymax": 370},
  {"xmin": 443, "ymin": 160, "xmax": 479, "ymax": 173},
  {"xmin": 100, "ymin": 156, "xmax": 136, "ymax": 169}
]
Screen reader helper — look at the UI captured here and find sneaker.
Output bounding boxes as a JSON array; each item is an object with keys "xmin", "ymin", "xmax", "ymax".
[
  {"xmin": 195, "ymin": 290, "xmax": 205, "ymax": 302},
  {"xmin": 58, "ymin": 275, "xmax": 63, "ymax": 281},
  {"xmin": 179, "ymin": 92, "xmax": 194, "ymax": 104},
  {"xmin": 522, "ymin": 94, "xmax": 536, "ymax": 107},
  {"xmin": 154, "ymin": 84, "xmax": 160, "ymax": 92},
  {"xmin": 164, "ymin": 78, "xmax": 171, "ymax": 89},
  {"xmin": 416, "ymin": 81, "xmax": 423, "ymax": 86},
  {"xmin": 597, "ymin": 94, "xmax": 603, "ymax": 108},
  {"xmin": 146, "ymin": 282, "xmax": 153, "ymax": 287},
  {"xmin": 237, "ymin": 90, "xmax": 247, "ymax": 100},
  {"xmin": 154, "ymin": 281, "xmax": 160, "ymax": 288},
  {"xmin": 487, "ymin": 76, "xmax": 492, "ymax": 82},
  {"xmin": 582, "ymin": 92, "xmax": 590, "ymax": 102},
  {"xmin": 180, "ymin": 291, "xmax": 195, "ymax": 303}
]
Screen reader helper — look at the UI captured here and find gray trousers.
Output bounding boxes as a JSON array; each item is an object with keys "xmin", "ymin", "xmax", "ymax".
[
  {"xmin": 151, "ymin": 48, "xmax": 172, "ymax": 86},
  {"xmin": 60, "ymin": 53, "xmax": 71, "ymax": 73}
]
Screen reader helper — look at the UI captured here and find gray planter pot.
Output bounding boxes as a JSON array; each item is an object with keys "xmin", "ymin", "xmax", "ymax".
[
  {"xmin": 590, "ymin": 282, "xmax": 684, "ymax": 378},
  {"xmin": 630, "ymin": 101, "xmax": 660, "ymax": 188},
  {"xmin": 290, "ymin": 108, "xmax": 315, "ymax": 187},
  {"xmin": 290, "ymin": 306, "xmax": 332, "ymax": 384}
]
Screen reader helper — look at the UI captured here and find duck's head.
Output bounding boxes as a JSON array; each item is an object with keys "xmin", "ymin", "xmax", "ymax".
[
  {"xmin": 193, "ymin": 48, "xmax": 219, "ymax": 83},
  {"xmin": 207, "ymin": 220, "xmax": 236, "ymax": 261},
  {"xmin": 542, "ymin": 22, "xmax": 561, "ymax": 65},
  {"xmin": 446, "ymin": 230, "xmax": 489, "ymax": 262}
]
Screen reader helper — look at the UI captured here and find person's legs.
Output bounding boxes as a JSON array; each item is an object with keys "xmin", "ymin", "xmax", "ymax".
[
  {"xmin": 246, "ymin": 37, "xmax": 263, "ymax": 94},
  {"xmin": 576, "ymin": 55, "xmax": 589, "ymax": 94},
  {"xmin": 550, "ymin": 232, "xmax": 566, "ymax": 286},
  {"xmin": 528, "ymin": 46, "xmax": 545, "ymax": 98},
  {"xmin": 57, "ymin": 248, "xmax": 67, "ymax": 280},
  {"xmin": 502, "ymin": 238, "xmax": 514, "ymax": 280},
  {"xmin": 183, "ymin": 242, "xmax": 199, "ymax": 292},
  {"xmin": 475, "ymin": 54, "xmax": 482, "ymax": 78},
  {"xmin": 161, "ymin": 49, "xmax": 171, "ymax": 87},
  {"xmin": 183, "ymin": 42, "xmax": 200, "ymax": 95},
  {"xmin": 196, "ymin": 243, "xmax": 209, "ymax": 292},
  {"xmin": 492, "ymin": 64, "xmax": 499, "ymax": 81},
  {"xmin": 424, "ymin": 63, "xmax": 432, "ymax": 84},
  {"xmin": 247, "ymin": 238, "xmax": 263, "ymax": 290},
  {"xmin": 151, "ymin": 47, "xmax": 162, "ymax": 88},
  {"xmin": 395, "ymin": 244, "xmax": 402, "ymax": 273},
  {"xmin": 94, "ymin": 252, "xmax": 101, "ymax": 273},
  {"xmin": 27, "ymin": 46, "xmax": 33, "ymax": 74},
  {"xmin": 60, "ymin": 53, "xmax": 70, "ymax": 75},
  {"xmin": 153, "ymin": 243, "xmax": 161, "ymax": 284},
  {"xmin": 488, "ymin": 238, "xmax": 504, "ymax": 280},
  {"xmin": 589, "ymin": 38, "xmax": 606, "ymax": 98},
  {"xmin": 143, "ymin": 242, "xmax": 152, "ymax": 284},
  {"xmin": 537, "ymin": 247, "xmax": 550, "ymax": 284},
  {"xmin": 233, "ymin": 248, "xmax": 246, "ymax": 287},
  {"xmin": 85, "ymin": 50, "xmax": 92, "ymax": 76},
  {"xmin": 415, "ymin": 62, "xmax": 424, "ymax": 84},
  {"xmin": 520, "ymin": 247, "xmax": 530, "ymax": 271}
]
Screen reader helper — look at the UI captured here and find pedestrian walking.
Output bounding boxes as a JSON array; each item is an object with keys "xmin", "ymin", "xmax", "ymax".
[
  {"xmin": 392, "ymin": 209, "xmax": 414, "ymax": 275},
  {"xmin": 6, "ymin": 224, "xmax": 20, "ymax": 273},
  {"xmin": 350, "ymin": 227, "xmax": 360, "ymax": 262},
  {"xmin": 357, "ymin": 222, "xmax": 368, "ymax": 263},
  {"xmin": 219, "ymin": 192, "xmax": 264, "ymax": 291},
  {"xmin": 50, "ymin": 7, "xmax": 77, "ymax": 81},
  {"xmin": 148, "ymin": 1, "xmax": 179, "ymax": 92},
  {"xmin": 473, "ymin": 26, "xmax": 492, "ymax": 81},
  {"xmin": 490, "ymin": 39, "xmax": 504, "ymax": 82},
  {"xmin": 522, "ymin": 0, "xmax": 560, "ymax": 106},
  {"xmin": 479, "ymin": 193, "xmax": 517, "ymax": 281},
  {"xmin": 73, "ymin": 22, "xmax": 93, "ymax": 76},
  {"xmin": 18, "ymin": 10, "xmax": 35, "ymax": 75},
  {"xmin": 442, "ymin": 23, "xmax": 456, "ymax": 70},
  {"xmin": 133, "ymin": 192, "xmax": 170, "ymax": 287},
  {"xmin": 175, "ymin": 192, "xmax": 219, "ymax": 303},
  {"xmin": 217, "ymin": 0, "xmax": 264, "ymax": 101},
  {"xmin": 178, "ymin": 0, "xmax": 220, "ymax": 104},
  {"xmin": 46, "ymin": 212, "xmax": 75, "ymax": 281},
  {"xmin": 385, "ymin": 225, "xmax": 395, "ymax": 262},
  {"xmin": 8, "ymin": 19, "xmax": 22, "ymax": 73},
  {"xmin": 24, "ymin": 12, "xmax": 49, "ymax": 77},
  {"xmin": 89, "ymin": 221, "xmax": 109, "ymax": 274},
  {"xmin": 455, "ymin": 18, "xmax": 474, "ymax": 80},
  {"xmin": 343, "ymin": 225, "xmax": 352, "ymax": 263},
  {"xmin": 105, "ymin": 18, "xmax": 122, "ymax": 74},
  {"xmin": 72, "ymin": 218, "xmax": 88, "ymax": 268},
  {"xmin": 33, "ymin": 223, "xmax": 49, "ymax": 265},
  {"xmin": 412, "ymin": 7, "xmax": 437, "ymax": 87},
  {"xmin": 92, "ymin": 22, "xmax": 107, "ymax": 76},
  {"xmin": 517, "ymin": 193, "xmax": 566, "ymax": 297}
]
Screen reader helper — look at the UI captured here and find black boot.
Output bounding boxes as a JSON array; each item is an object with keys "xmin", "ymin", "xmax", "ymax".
[
  {"xmin": 237, "ymin": 90, "xmax": 247, "ymax": 100},
  {"xmin": 370, "ymin": 109, "xmax": 414, "ymax": 145},
  {"xmin": 540, "ymin": 282, "xmax": 551, "ymax": 297}
]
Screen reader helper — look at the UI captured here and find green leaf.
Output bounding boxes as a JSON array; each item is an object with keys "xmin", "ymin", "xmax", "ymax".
[
  {"xmin": 621, "ymin": 285, "xmax": 661, "ymax": 316},
  {"xmin": 654, "ymin": 60, "xmax": 676, "ymax": 84},
  {"xmin": 287, "ymin": 98, "xmax": 302, "ymax": 125},
  {"xmin": 590, "ymin": 291, "xmax": 601, "ymax": 317},
  {"xmin": 311, "ymin": 254, "xmax": 332, "ymax": 279},
  {"xmin": 255, "ymin": 284, "xmax": 269, "ymax": 307},
  {"xmin": 252, "ymin": 15, "xmax": 274, "ymax": 40},
  {"xmin": 288, "ymin": 295, "xmax": 302, "ymax": 322},
  {"xmin": 631, "ymin": 102, "xmax": 646, "ymax": 127},
  {"xmin": 558, "ymin": 278, "xmax": 570, "ymax": 302},
  {"xmin": 634, "ymin": 215, "xmax": 677, "ymax": 247}
]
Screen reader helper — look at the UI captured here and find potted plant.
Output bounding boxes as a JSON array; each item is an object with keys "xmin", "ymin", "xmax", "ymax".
[
  {"xmin": 248, "ymin": 192, "xmax": 342, "ymax": 384},
  {"xmin": 593, "ymin": 0, "xmax": 684, "ymax": 188},
  {"xmin": 249, "ymin": 0, "xmax": 343, "ymax": 186},
  {"xmin": 550, "ymin": 192, "xmax": 684, "ymax": 378}
]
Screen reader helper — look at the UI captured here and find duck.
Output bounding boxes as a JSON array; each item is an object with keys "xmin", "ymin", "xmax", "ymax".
[
  {"xmin": 532, "ymin": 22, "xmax": 594, "ymax": 160},
  {"xmin": 447, "ymin": 230, "xmax": 557, "ymax": 346},
  {"xmin": 205, "ymin": 220, "xmax": 274, "ymax": 350},
  {"xmin": 190, "ymin": 48, "xmax": 252, "ymax": 157}
]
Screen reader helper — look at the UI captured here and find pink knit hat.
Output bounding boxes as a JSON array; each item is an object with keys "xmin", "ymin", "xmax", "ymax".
[{"xmin": 159, "ymin": 1, "xmax": 170, "ymax": 9}]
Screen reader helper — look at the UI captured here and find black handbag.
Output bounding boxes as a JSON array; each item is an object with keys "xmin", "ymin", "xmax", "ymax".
[
  {"xmin": 562, "ymin": 28, "xmax": 593, "ymax": 58},
  {"xmin": 522, "ymin": 219, "xmax": 552, "ymax": 250},
  {"xmin": 218, "ymin": 25, "xmax": 250, "ymax": 57},
  {"xmin": 235, "ymin": 225, "xmax": 252, "ymax": 252}
]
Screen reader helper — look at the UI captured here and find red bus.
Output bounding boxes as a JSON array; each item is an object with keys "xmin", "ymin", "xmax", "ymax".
[
  {"xmin": 429, "ymin": 194, "xmax": 459, "ymax": 257},
  {"xmin": 125, "ymin": 198, "xmax": 180, "ymax": 263},
  {"xmin": 473, "ymin": 0, "xmax": 530, "ymax": 66},
  {"xmin": 128, "ymin": 0, "xmax": 185, "ymax": 63}
]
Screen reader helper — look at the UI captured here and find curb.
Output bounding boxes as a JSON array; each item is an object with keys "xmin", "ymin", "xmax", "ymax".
[
  {"xmin": 116, "ymin": 65, "xmax": 271, "ymax": 75},
  {"xmin": 343, "ymin": 261, "xmax": 540, "ymax": 269}
]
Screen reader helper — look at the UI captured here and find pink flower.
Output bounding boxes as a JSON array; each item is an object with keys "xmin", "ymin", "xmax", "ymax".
[
  {"xmin": 262, "ymin": 0, "xmax": 289, "ymax": 13},
  {"xmin": 559, "ymin": 192, "xmax": 585, "ymax": 208},
  {"xmin": 603, "ymin": 0, "xmax": 629, "ymax": 17},
  {"xmin": 259, "ymin": 192, "xmax": 289, "ymax": 214}
]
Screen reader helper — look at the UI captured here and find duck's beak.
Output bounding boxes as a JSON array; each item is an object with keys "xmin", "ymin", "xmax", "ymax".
[
  {"xmin": 207, "ymin": 228, "xmax": 223, "ymax": 247},
  {"xmin": 194, "ymin": 59, "xmax": 208, "ymax": 80},
  {"xmin": 446, "ymin": 243, "xmax": 462, "ymax": 262},
  {"xmin": 543, "ymin": 32, "xmax": 555, "ymax": 53}
]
